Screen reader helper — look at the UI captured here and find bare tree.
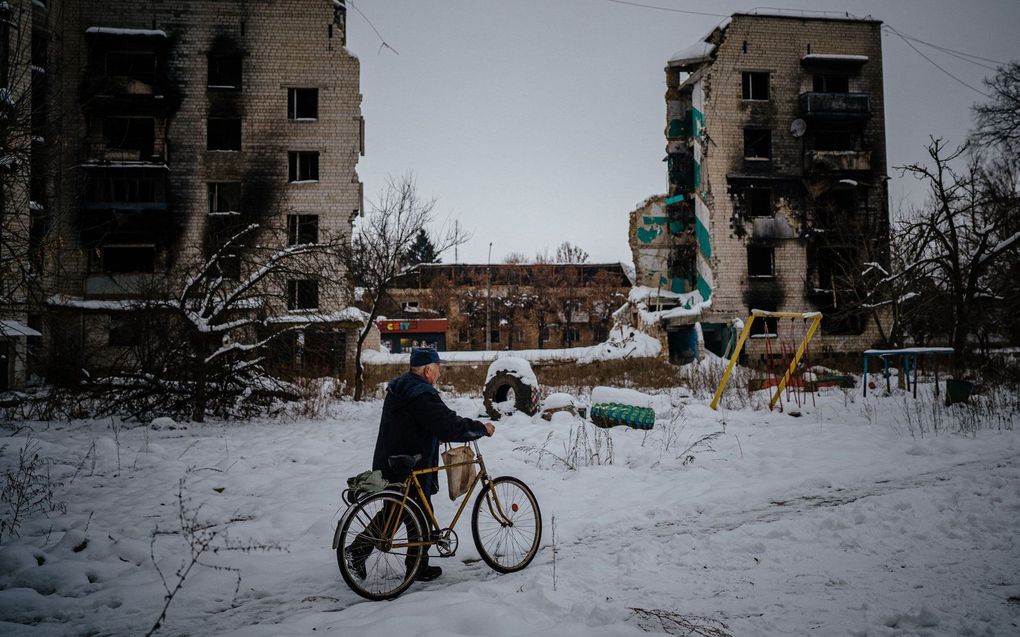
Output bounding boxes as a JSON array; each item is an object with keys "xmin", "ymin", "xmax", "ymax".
[
  {"xmin": 973, "ymin": 61, "xmax": 1020, "ymax": 158},
  {"xmin": 554, "ymin": 241, "xmax": 590, "ymax": 264},
  {"xmin": 898, "ymin": 138, "xmax": 1020, "ymax": 371},
  {"xmin": 346, "ymin": 174, "xmax": 465, "ymax": 400}
]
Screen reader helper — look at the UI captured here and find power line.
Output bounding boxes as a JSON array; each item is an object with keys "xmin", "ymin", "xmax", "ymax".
[
  {"xmin": 884, "ymin": 26, "xmax": 1007, "ymax": 69},
  {"xmin": 605, "ymin": 0, "xmax": 726, "ymax": 18},
  {"xmin": 885, "ymin": 25, "xmax": 990, "ymax": 98},
  {"xmin": 347, "ymin": 0, "xmax": 399, "ymax": 55}
]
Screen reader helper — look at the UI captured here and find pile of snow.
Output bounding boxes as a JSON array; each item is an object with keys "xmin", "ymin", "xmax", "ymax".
[
  {"xmin": 591, "ymin": 386, "xmax": 655, "ymax": 409},
  {"xmin": 542, "ymin": 393, "xmax": 576, "ymax": 410},
  {"xmin": 577, "ymin": 327, "xmax": 661, "ymax": 364},
  {"xmin": 485, "ymin": 356, "xmax": 537, "ymax": 387}
]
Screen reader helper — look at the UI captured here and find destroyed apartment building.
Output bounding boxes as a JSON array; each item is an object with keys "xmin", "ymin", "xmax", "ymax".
[
  {"xmin": 629, "ymin": 12, "xmax": 890, "ymax": 363},
  {"xmin": 0, "ymin": 0, "xmax": 366, "ymax": 389}
]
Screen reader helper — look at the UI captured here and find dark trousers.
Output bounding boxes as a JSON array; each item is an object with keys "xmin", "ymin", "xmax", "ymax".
[{"xmin": 350, "ymin": 490, "xmax": 431, "ymax": 573}]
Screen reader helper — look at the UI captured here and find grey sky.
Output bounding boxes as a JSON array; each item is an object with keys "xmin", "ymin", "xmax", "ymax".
[{"xmin": 347, "ymin": 0, "xmax": 1019, "ymax": 265}]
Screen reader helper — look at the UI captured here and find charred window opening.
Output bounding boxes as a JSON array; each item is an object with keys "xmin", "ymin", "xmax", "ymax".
[
  {"xmin": 106, "ymin": 51, "xmax": 156, "ymax": 85},
  {"xmin": 741, "ymin": 72, "xmax": 769, "ymax": 100},
  {"xmin": 667, "ymin": 152, "xmax": 695, "ymax": 189},
  {"xmin": 86, "ymin": 174, "xmax": 163, "ymax": 206},
  {"xmin": 208, "ymin": 53, "xmax": 242, "ymax": 89},
  {"xmin": 747, "ymin": 188, "xmax": 773, "ymax": 217},
  {"xmin": 102, "ymin": 245, "xmax": 155, "ymax": 273},
  {"xmin": 288, "ymin": 88, "xmax": 318, "ymax": 120},
  {"xmin": 288, "ymin": 151, "xmax": 319, "ymax": 182},
  {"xmin": 813, "ymin": 74, "xmax": 849, "ymax": 93},
  {"xmin": 0, "ymin": 13, "xmax": 9, "ymax": 88},
  {"xmin": 747, "ymin": 245, "xmax": 775, "ymax": 277},
  {"xmin": 31, "ymin": 74, "xmax": 47, "ymax": 135},
  {"xmin": 109, "ymin": 316, "xmax": 141, "ymax": 346},
  {"xmin": 751, "ymin": 310, "xmax": 779, "ymax": 337},
  {"xmin": 208, "ymin": 118, "xmax": 241, "ymax": 151},
  {"xmin": 31, "ymin": 28, "xmax": 47, "ymax": 69},
  {"xmin": 208, "ymin": 182, "xmax": 241, "ymax": 215},
  {"xmin": 744, "ymin": 129, "xmax": 771, "ymax": 160},
  {"xmin": 287, "ymin": 279, "xmax": 319, "ymax": 310},
  {"xmin": 813, "ymin": 129, "xmax": 858, "ymax": 151},
  {"xmin": 103, "ymin": 117, "xmax": 155, "ymax": 158},
  {"xmin": 304, "ymin": 328, "xmax": 347, "ymax": 376},
  {"xmin": 216, "ymin": 253, "xmax": 240, "ymax": 280},
  {"xmin": 287, "ymin": 214, "xmax": 319, "ymax": 245},
  {"xmin": 814, "ymin": 191, "xmax": 856, "ymax": 228}
]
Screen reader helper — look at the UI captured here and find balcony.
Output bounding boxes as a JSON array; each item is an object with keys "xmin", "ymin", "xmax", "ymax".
[
  {"xmin": 84, "ymin": 273, "xmax": 165, "ymax": 298},
  {"xmin": 805, "ymin": 150, "xmax": 872, "ymax": 173},
  {"xmin": 799, "ymin": 92, "xmax": 871, "ymax": 120}
]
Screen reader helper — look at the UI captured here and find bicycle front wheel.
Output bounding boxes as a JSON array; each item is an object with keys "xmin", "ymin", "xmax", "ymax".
[
  {"xmin": 337, "ymin": 492, "xmax": 425, "ymax": 600},
  {"xmin": 471, "ymin": 476, "xmax": 541, "ymax": 573}
]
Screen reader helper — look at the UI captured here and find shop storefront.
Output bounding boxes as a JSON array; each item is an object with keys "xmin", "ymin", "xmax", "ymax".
[{"xmin": 377, "ymin": 318, "xmax": 448, "ymax": 353}]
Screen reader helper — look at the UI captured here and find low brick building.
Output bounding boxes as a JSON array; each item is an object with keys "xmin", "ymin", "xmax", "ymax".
[
  {"xmin": 380, "ymin": 263, "xmax": 633, "ymax": 352},
  {"xmin": 631, "ymin": 12, "xmax": 890, "ymax": 362}
]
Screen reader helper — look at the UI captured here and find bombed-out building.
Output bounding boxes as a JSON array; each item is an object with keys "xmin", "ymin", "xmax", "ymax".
[
  {"xmin": 0, "ymin": 0, "xmax": 366, "ymax": 387},
  {"xmin": 631, "ymin": 12, "xmax": 889, "ymax": 362}
]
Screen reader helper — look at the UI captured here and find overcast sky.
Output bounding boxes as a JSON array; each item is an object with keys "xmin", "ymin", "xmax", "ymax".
[{"xmin": 346, "ymin": 0, "xmax": 1019, "ymax": 265}]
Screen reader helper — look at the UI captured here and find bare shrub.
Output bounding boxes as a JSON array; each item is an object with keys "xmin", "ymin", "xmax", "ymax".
[
  {"xmin": 629, "ymin": 607, "xmax": 732, "ymax": 637},
  {"xmin": 1, "ymin": 436, "xmax": 66, "ymax": 543},
  {"xmin": 515, "ymin": 416, "xmax": 613, "ymax": 470}
]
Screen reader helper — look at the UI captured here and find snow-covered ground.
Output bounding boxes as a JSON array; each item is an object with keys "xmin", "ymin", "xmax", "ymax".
[{"xmin": 0, "ymin": 383, "xmax": 1018, "ymax": 636}]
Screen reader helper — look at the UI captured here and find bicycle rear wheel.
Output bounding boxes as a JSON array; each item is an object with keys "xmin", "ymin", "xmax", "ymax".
[
  {"xmin": 337, "ymin": 492, "xmax": 425, "ymax": 600},
  {"xmin": 471, "ymin": 476, "xmax": 541, "ymax": 573}
]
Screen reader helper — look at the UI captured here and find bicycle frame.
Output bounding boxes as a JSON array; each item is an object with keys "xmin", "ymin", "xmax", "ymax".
[{"xmin": 381, "ymin": 440, "xmax": 513, "ymax": 553}]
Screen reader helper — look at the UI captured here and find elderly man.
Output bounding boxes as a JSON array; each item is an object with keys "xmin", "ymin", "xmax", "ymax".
[{"xmin": 367, "ymin": 347, "xmax": 494, "ymax": 582}]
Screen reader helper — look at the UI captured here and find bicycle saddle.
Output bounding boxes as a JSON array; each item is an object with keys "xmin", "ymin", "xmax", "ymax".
[{"xmin": 388, "ymin": 454, "xmax": 422, "ymax": 471}]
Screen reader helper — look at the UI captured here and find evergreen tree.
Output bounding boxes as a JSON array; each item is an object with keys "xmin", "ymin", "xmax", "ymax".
[{"xmin": 402, "ymin": 228, "xmax": 441, "ymax": 268}]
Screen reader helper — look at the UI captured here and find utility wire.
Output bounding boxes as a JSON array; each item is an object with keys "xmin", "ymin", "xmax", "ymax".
[
  {"xmin": 885, "ymin": 25, "xmax": 989, "ymax": 97},
  {"xmin": 347, "ymin": 0, "xmax": 399, "ymax": 55},
  {"xmin": 883, "ymin": 27, "xmax": 1006, "ymax": 69},
  {"xmin": 605, "ymin": 0, "xmax": 726, "ymax": 18}
]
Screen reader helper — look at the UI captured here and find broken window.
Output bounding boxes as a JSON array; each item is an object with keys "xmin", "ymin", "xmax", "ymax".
[
  {"xmin": 288, "ymin": 151, "xmax": 319, "ymax": 182},
  {"xmin": 287, "ymin": 279, "xmax": 319, "ymax": 310},
  {"xmin": 208, "ymin": 53, "xmax": 242, "ymax": 88},
  {"xmin": 751, "ymin": 310, "xmax": 778, "ymax": 337},
  {"xmin": 102, "ymin": 245, "xmax": 155, "ymax": 273},
  {"xmin": 287, "ymin": 214, "xmax": 319, "ymax": 245},
  {"xmin": 106, "ymin": 51, "xmax": 156, "ymax": 85},
  {"xmin": 747, "ymin": 245, "xmax": 775, "ymax": 277},
  {"xmin": 288, "ymin": 88, "xmax": 318, "ymax": 120},
  {"xmin": 108, "ymin": 316, "xmax": 142, "ymax": 347},
  {"xmin": 564, "ymin": 327, "xmax": 579, "ymax": 344},
  {"xmin": 31, "ymin": 28, "xmax": 47, "ymax": 69},
  {"xmin": 208, "ymin": 118, "xmax": 242, "ymax": 151},
  {"xmin": 31, "ymin": 74, "xmax": 47, "ymax": 135},
  {"xmin": 744, "ymin": 129, "xmax": 772, "ymax": 160},
  {"xmin": 401, "ymin": 300, "xmax": 419, "ymax": 311},
  {"xmin": 813, "ymin": 74, "xmax": 849, "ymax": 93},
  {"xmin": 104, "ymin": 117, "xmax": 155, "ymax": 158},
  {"xmin": 747, "ymin": 189, "xmax": 773, "ymax": 217},
  {"xmin": 216, "ymin": 253, "xmax": 241, "ymax": 280},
  {"xmin": 88, "ymin": 176, "xmax": 158, "ymax": 205},
  {"xmin": 741, "ymin": 72, "xmax": 769, "ymax": 100},
  {"xmin": 490, "ymin": 329, "xmax": 500, "ymax": 344},
  {"xmin": 208, "ymin": 182, "xmax": 241, "ymax": 215},
  {"xmin": 813, "ymin": 129, "xmax": 858, "ymax": 152}
]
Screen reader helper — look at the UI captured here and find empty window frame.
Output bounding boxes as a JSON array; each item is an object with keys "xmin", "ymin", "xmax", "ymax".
[
  {"xmin": 490, "ymin": 329, "xmax": 500, "ymax": 344},
  {"xmin": 103, "ymin": 117, "xmax": 155, "ymax": 157},
  {"xmin": 108, "ymin": 316, "xmax": 142, "ymax": 346},
  {"xmin": 31, "ymin": 28, "xmax": 47, "ymax": 69},
  {"xmin": 208, "ymin": 118, "xmax": 241, "ymax": 151},
  {"xmin": 287, "ymin": 279, "xmax": 319, "ymax": 310},
  {"xmin": 208, "ymin": 182, "xmax": 241, "ymax": 215},
  {"xmin": 208, "ymin": 53, "xmax": 242, "ymax": 88},
  {"xmin": 747, "ymin": 188, "xmax": 773, "ymax": 217},
  {"xmin": 401, "ymin": 300, "xmax": 419, "ymax": 311},
  {"xmin": 747, "ymin": 245, "xmax": 775, "ymax": 277},
  {"xmin": 744, "ymin": 128, "xmax": 772, "ymax": 160},
  {"xmin": 216, "ymin": 253, "xmax": 241, "ymax": 280},
  {"xmin": 741, "ymin": 71, "xmax": 769, "ymax": 100},
  {"xmin": 813, "ymin": 129, "xmax": 858, "ymax": 151},
  {"xmin": 106, "ymin": 51, "xmax": 156, "ymax": 84},
  {"xmin": 88, "ymin": 176, "xmax": 160, "ymax": 205},
  {"xmin": 288, "ymin": 151, "xmax": 319, "ymax": 182},
  {"xmin": 287, "ymin": 214, "xmax": 319, "ymax": 245},
  {"xmin": 101, "ymin": 245, "xmax": 156, "ymax": 273},
  {"xmin": 813, "ymin": 74, "xmax": 849, "ymax": 93},
  {"xmin": 287, "ymin": 88, "xmax": 318, "ymax": 120},
  {"xmin": 564, "ymin": 326, "xmax": 580, "ymax": 344}
]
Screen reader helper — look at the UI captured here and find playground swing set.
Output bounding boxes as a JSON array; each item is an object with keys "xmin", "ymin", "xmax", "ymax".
[{"xmin": 710, "ymin": 309, "xmax": 823, "ymax": 412}]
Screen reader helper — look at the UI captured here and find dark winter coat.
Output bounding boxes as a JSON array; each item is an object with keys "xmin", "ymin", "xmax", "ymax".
[{"xmin": 371, "ymin": 372, "xmax": 488, "ymax": 495}]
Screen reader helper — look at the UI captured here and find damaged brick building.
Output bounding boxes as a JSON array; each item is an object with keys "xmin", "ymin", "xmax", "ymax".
[
  {"xmin": 631, "ymin": 12, "xmax": 890, "ymax": 362},
  {"xmin": 0, "ymin": 0, "xmax": 365, "ymax": 388}
]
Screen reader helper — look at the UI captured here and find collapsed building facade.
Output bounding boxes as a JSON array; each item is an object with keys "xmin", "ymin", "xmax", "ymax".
[
  {"xmin": 0, "ymin": 0, "xmax": 365, "ymax": 388},
  {"xmin": 630, "ymin": 12, "xmax": 890, "ymax": 363}
]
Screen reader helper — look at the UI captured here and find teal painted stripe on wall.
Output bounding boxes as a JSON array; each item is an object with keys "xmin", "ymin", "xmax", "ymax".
[
  {"xmin": 697, "ymin": 274, "xmax": 712, "ymax": 300},
  {"xmin": 695, "ymin": 216, "xmax": 711, "ymax": 259},
  {"xmin": 665, "ymin": 194, "xmax": 685, "ymax": 205}
]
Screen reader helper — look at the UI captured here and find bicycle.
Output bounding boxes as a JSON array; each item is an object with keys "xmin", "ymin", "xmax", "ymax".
[{"xmin": 333, "ymin": 440, "xmax": 541, "ymax": 600}]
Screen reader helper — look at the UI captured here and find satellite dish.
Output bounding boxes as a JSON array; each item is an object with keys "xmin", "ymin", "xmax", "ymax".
[{"xmin": 790, "ymin": 119, "xmax": 807, "ymax": 138}]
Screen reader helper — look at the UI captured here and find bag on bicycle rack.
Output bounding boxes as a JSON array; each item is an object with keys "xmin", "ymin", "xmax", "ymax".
[
  {"xmin": 441, "ymin": 444, "xmax": 476, "ymax": 501},
  {"xmin": 343, "ymin": 469, "xmax": 388, "ymax": 505}
]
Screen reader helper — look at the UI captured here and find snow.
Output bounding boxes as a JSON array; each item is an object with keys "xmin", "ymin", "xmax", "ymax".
[
  {"xmin": 1, "ymin": 385, "xmax": 1017, "ymax": 635},
  {"xmin": 47, "ymin": 295, "xmax": 142, "ymax": 311},
  {"xmin": 542, "ymin": 393, "xmax": 575, "ymax": 410},
  {"xmin": 802, "ymin": 53, "xmax": 870, "ymax": 63},
  {"xmin": 590, "ymin": 386, "xmax": 654, "ymax": 409},
  {"xmin": 485, "ymin": 356, "xmax": 537, "ymax": 387},
  {"xmin": 85, "ymin": 27, "xmax": 168, "ymax": 38},
  {"xmin": 667, "ymin": 40, "xmax": 716, "ymax": 67},
  {"xmin": 0, "ymin": 320, "xmax": 42, "ymax": 337},
  {"xmin": 979, "ymin": 230, "xmax": 1020, "ymax": 266},
  {"xmin": 268, "ymin": 307, "xmax": 368, "ymax": 325}
]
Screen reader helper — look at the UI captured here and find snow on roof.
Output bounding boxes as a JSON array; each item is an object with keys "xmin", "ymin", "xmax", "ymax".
[
  {"xmin": 736, "ymin": 11, "xmax": 880, "ymax": 23},
  {"xmin": 268, "ymin": 307, "xmax": 369, "ymax": 325},
  {"xmin": 0, "ymin": 320, "xmax": 42, "ymax": 337},
  {"xmin": 485, "ymin": 357, "xmax": 537, "ymax": 387},
  {"xmin": 78, "ymin": 161, "xmax": 169, "ymax": 169},
  {"xmin": 668, "ymin": 40, "xmax": 716, "ymax": 67},
  {"xmin": 86, "ymin": 27, "xmax": 168, "ymax": 38},
  {"xmin": 48, "ymin": 295, "xmax": 143, "ymax": 311},
  {"xmin": 802, "ymin": 53, "xmax": 869, "ymax": 63}
]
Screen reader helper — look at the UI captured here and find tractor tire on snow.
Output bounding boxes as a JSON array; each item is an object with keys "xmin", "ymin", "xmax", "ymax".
[{"xmin": 482, "ymin": 372, "xmax": 540, "ymax": 421}]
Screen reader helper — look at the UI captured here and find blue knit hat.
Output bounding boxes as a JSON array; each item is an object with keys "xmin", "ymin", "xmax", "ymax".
[{"xmin": 409, "ymin": 347, "xmax": 445, "ymax": 367}]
